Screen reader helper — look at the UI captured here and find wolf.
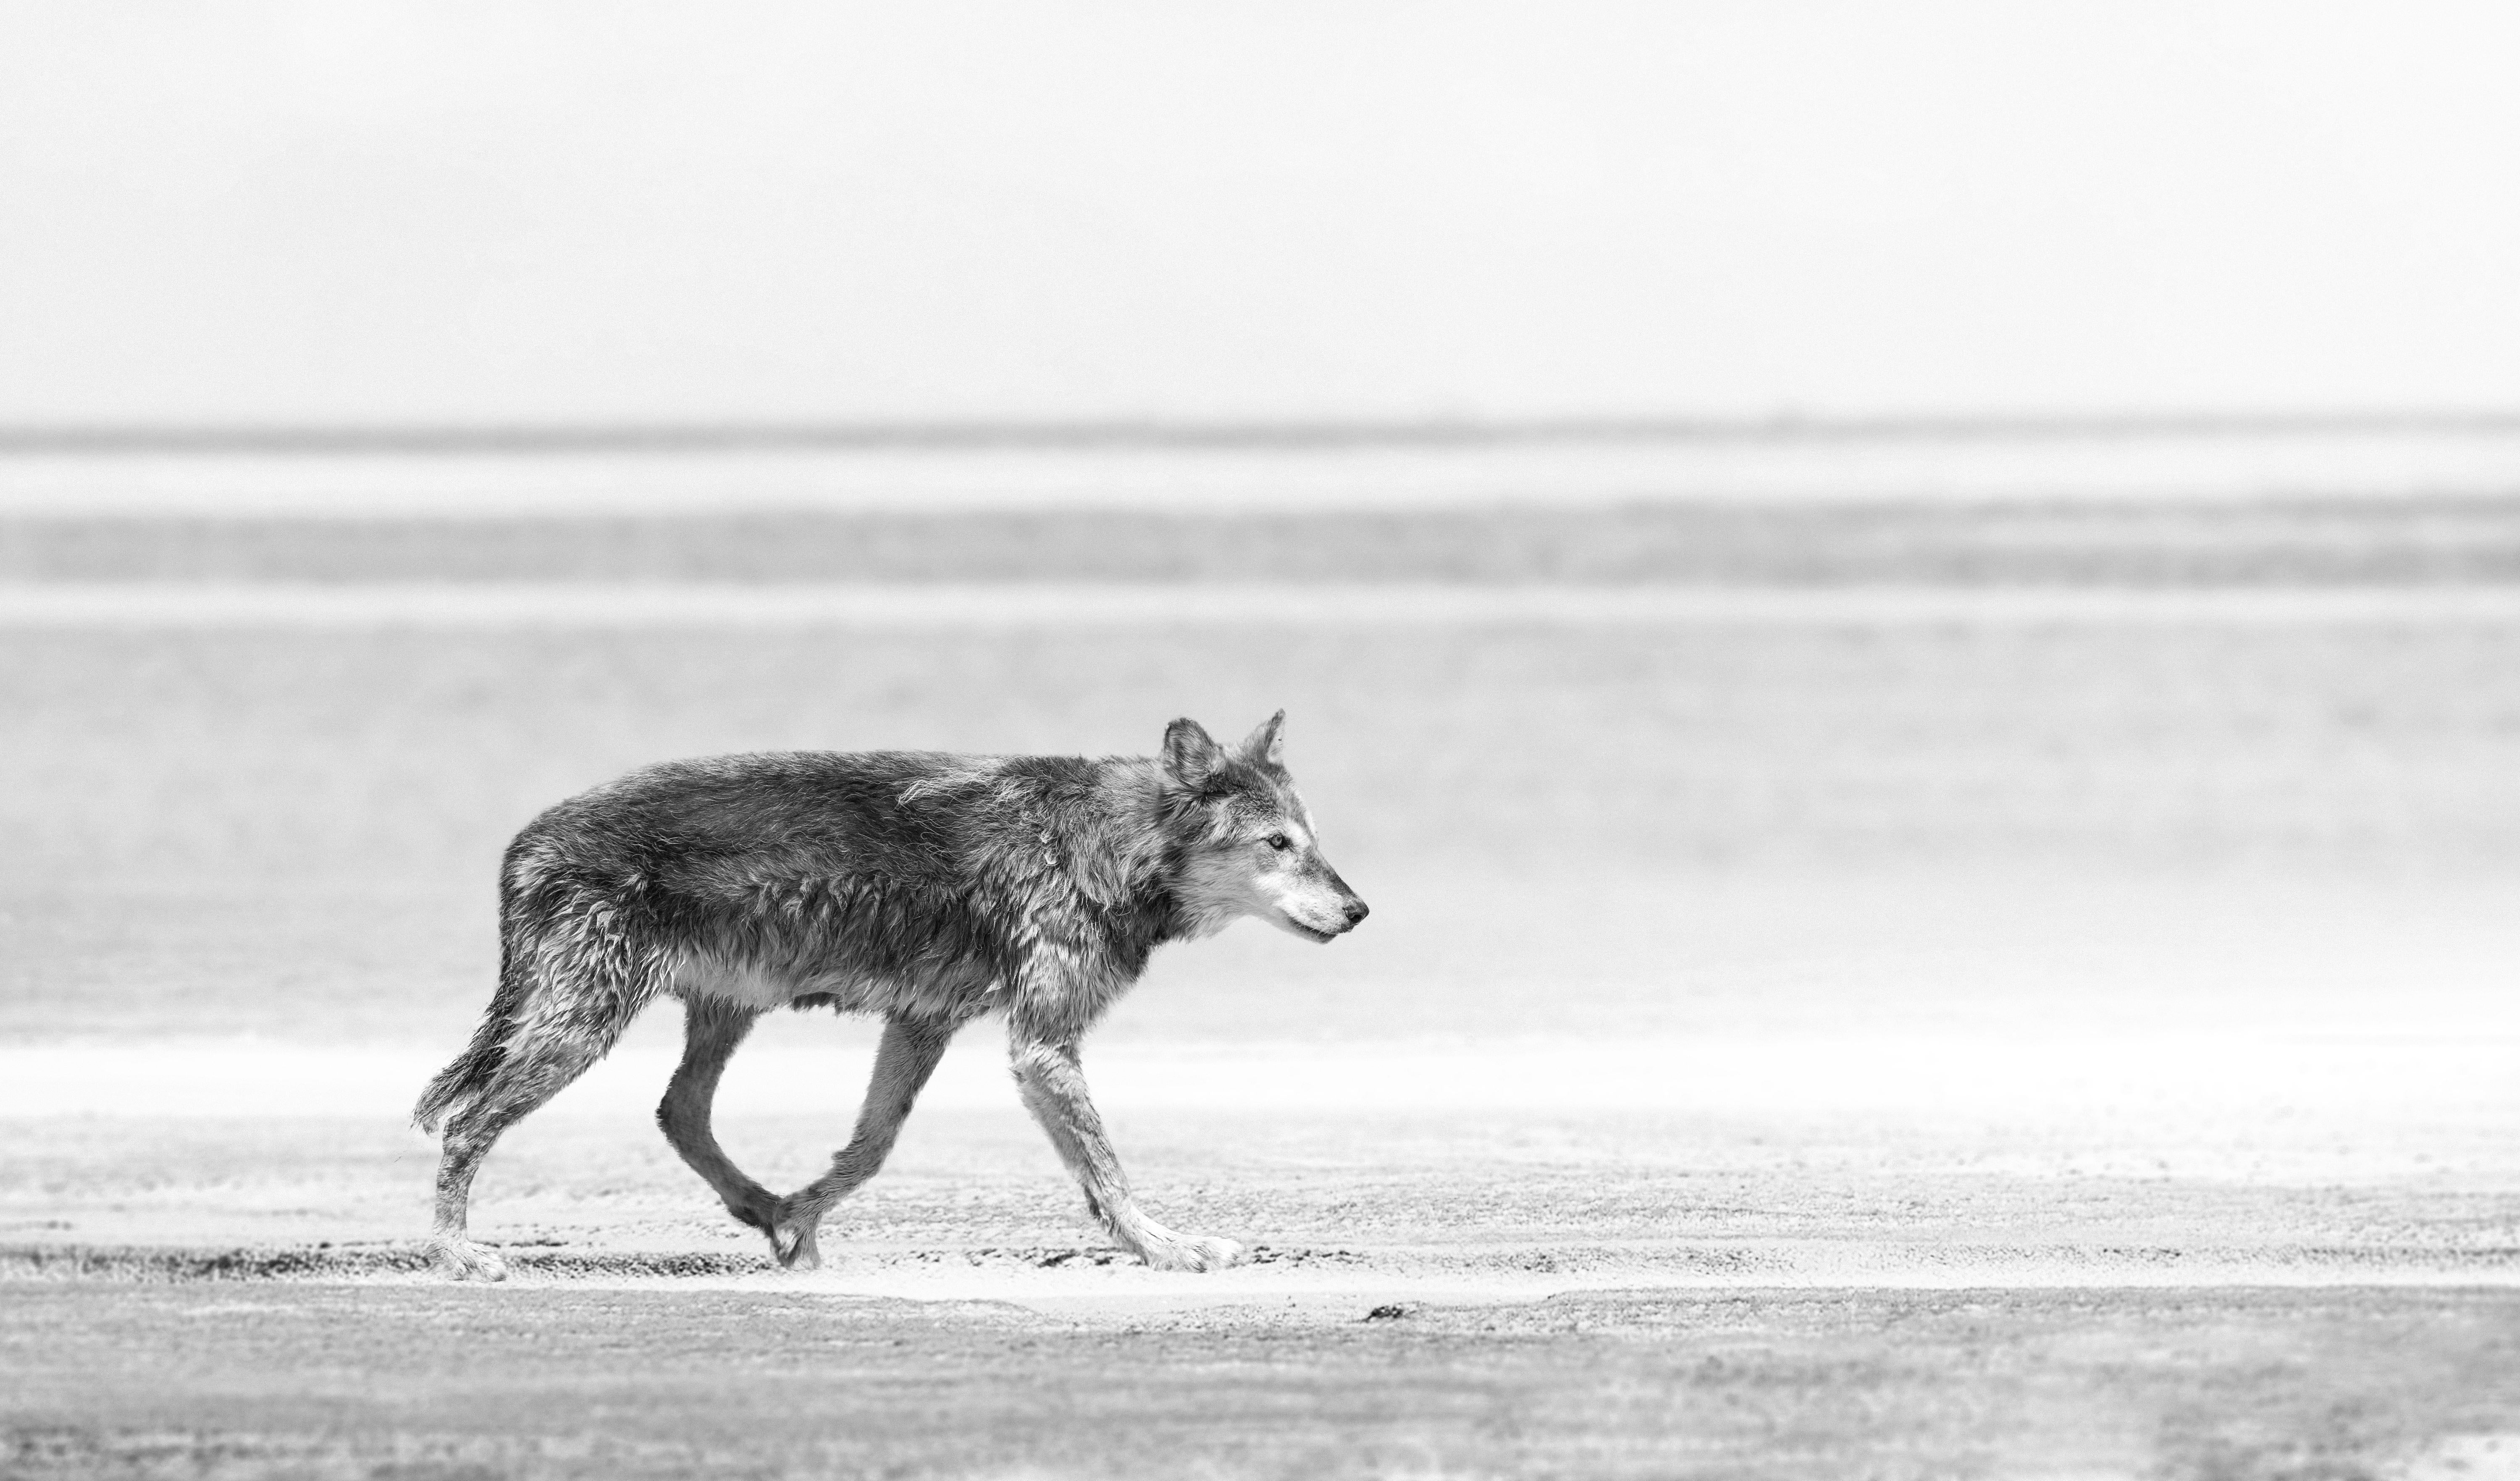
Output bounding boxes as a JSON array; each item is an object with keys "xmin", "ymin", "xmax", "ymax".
[{"xmin": 411, "ymin": 712, "xmax": 1367, "ymax": 1280}]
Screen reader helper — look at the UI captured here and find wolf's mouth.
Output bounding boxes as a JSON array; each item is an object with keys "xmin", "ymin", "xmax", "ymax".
[{"xmin": 1286, "ymin": 918, "xmax": 1344, "ymax": 944}]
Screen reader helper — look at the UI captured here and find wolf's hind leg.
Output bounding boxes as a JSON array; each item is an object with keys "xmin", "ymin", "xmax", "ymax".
[
  {"xmin": 1009, "ymin": 1034, "xmax": 1245, "ymax": 1273},
  {"xmin": 428, "ymin": 971, "xmax": 653, "ymax": 1281},
  {"xmin": 769, "ymin": 1014, "xmax": 955, "ymax": 1271},
  {"xmin": 657, "ymin": 998, "xmax": 779, "ymax": 1234}
]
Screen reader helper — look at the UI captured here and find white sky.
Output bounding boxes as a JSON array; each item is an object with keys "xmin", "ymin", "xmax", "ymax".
[{"xmin": 3, "ymin": 2, "xmax": 2518, "ymax": 423}]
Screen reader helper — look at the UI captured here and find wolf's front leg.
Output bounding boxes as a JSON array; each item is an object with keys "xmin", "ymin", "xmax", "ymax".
[{"xmin": 1007, "ymin": 1035, "xmax": 1245, "ymax": 1272}]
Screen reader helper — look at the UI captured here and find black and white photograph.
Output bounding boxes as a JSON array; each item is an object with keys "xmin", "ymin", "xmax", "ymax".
[{"xmin": 5, "ymin": 4, "xmax": 2520, "ymax": 1477}]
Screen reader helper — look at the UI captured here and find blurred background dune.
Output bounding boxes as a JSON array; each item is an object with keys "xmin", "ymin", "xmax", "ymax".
[{"xmin": 8, "ymin": 3, "xmax": 2520, "ymax": 422}]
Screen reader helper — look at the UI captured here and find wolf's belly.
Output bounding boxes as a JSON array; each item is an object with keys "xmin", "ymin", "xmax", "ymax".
[{"xmin": 665, "ymin": 948, "xmax": 996, "ymax": 1018}]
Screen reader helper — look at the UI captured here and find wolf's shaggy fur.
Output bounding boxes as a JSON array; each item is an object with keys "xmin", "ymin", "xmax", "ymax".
[{"xmin": 414, "ymin": 713, "xmax": 1367, "ymax": 1279}]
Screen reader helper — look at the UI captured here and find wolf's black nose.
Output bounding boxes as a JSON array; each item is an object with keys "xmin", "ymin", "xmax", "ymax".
[{"xmin": 1343, "ymin": 898, "xmax": 1370, "ymax": 925}]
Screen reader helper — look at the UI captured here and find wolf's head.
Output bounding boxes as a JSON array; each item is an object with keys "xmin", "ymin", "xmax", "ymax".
[{"xmin": 1158, "ymin": 712, "xmax": 1369, "ymax": 943}]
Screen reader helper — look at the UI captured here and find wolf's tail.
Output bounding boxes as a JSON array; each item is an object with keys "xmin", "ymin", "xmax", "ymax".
[{"xmin": 413, "ymin": 928, "xmax": 533, "ymax": 1134}]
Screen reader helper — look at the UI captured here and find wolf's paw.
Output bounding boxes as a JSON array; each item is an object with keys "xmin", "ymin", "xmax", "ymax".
[
  {"xmin": 768, "ymin": 1203, "xmax": 823, "ymax": 1272},
  {"xmin": 429, "ymin": 1237, "xmax": 508, "ymax": 1282},
  {"xmin": 1138, "ymin": 1235, "xmax": 1246, "ymax": 1273}
]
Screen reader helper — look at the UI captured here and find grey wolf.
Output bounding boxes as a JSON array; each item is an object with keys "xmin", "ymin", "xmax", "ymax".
[{"xmin": 413, "ymin": 713, "xmax": 1368, "ymax": 1280}]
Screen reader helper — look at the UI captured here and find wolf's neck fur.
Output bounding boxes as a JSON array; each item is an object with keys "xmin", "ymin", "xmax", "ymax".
[
  {"xmin": 1048, "ymin": 756, "xmax": 1192, "ymax": 949},
  {"xmin": 1068, "ymin": 755, "xmax": 1174, "ymax": 896}
]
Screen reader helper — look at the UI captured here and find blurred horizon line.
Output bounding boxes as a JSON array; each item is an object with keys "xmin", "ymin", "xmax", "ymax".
[{"xmin": 10, "ymin": 412, "xmax": 2520, "ymax": 458}]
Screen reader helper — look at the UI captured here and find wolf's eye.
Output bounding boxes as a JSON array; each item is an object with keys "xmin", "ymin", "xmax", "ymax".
[{"xmin": 1263, "ymin": 833, "xmax": 1291, "ymax": 852}]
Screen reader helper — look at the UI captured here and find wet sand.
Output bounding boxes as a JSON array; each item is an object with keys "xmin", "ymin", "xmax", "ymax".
[{"xmin": 12, "ymin": 1280, "xmax": 2520, "ymax": 1481}]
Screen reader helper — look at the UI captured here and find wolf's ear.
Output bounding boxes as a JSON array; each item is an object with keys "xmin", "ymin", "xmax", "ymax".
[
  {"xmin": 1162, "ymin": 717, "xmax": 1227, "ymax": 788},
  {"xmin": 1239, "ymin": 709, "xmax": 1286, "ymax": 769}
]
